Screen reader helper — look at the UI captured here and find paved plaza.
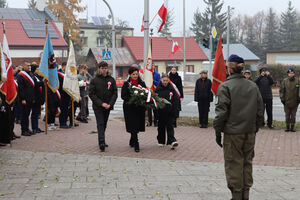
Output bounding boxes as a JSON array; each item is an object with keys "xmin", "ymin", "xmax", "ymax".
[{"xmin": 0, "ymin": 117, "xmax": 299, "ymax": 199}]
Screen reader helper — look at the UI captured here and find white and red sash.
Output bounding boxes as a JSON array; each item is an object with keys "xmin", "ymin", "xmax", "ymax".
[
  {"xmin": 58, "ymin": 72, "xmax": 65, "ymax": 79},
  {"xmin": 56, "ymin": 90, "xmax": 61, "ymax": 102},
  {"xmin": 169, "ymin": 80, "xmax": 180, "ymax": 99},
  {"xmin": 19, "ymin": 71, "xmax": 35, "ymax": 88}
]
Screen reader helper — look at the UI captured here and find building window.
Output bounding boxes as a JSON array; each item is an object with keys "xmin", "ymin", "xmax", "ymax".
[
  {"xmin": 185, "ymin": 65, "xmax": 194, "ymax": 73},
  {"xmin": 97, "ymin": 37, "xmax": 104, "ymax": 47},
  {"xmin": 81, "ymin": 37, "xmax": 88, "ymax": 46}
]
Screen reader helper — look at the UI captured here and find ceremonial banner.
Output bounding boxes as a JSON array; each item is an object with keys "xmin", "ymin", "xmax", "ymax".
[
  {"xmin": 0, "ymin": 46, "xmax": 6, "ymax": 86},
  {"xmin": 0, "ymin": 34, "xmax": 17, "ymax": 104},
  {"xmin": 63, "ymin": 41, "xmax": 80, "ymax": 102},
  {"xmin": 211, "ymin": 36, "xmax": 226, "ymax": 96},
  {"xmin": 144, "ymin": 44, "xmax": 154, "ymax": 89},
  {"xmin": 39, "ymin": 31, "xmax": 59, "ymax": 92}
]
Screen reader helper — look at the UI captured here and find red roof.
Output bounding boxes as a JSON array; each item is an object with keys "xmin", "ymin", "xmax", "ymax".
[
  {"xmin": 0, "ymin": 19, "xmax": 67, "ymax": 47},
  {"xmin": 123, "ymin": 36, "xmax": 208, "ymax": 61}
]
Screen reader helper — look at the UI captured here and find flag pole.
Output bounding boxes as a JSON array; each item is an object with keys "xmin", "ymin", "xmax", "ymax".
[
  {"xmin": 2, "ymin": 19, "xmax": 12, "ymax": 147},
  {"xmin": 69, "ymin": 33, "xmax": 75, "ymax": 129},
  {"xmin": 149, "ymin": 13, "xmax": 158, "ymax": 26},
  {"xmin": 44, "ymin": 18, "xmax": 48, "ymax": 134}
]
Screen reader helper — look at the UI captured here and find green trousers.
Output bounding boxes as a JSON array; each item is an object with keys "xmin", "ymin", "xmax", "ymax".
[
  {"xmin": 284, "ymin": 106, "xmax": 298, "ymax": 125},
  {"xmin": 223, "ymin": 133, "xmax": 256, "ymax": 200}
]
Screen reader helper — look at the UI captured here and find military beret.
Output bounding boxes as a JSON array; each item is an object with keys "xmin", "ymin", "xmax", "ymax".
[
  {"xmin": 287, "ymin": 68, "xmax": 295, "ymax": 73},
  {"xmin": 228, "ymin": 54, "xmax": 244, "ymax": 64}
]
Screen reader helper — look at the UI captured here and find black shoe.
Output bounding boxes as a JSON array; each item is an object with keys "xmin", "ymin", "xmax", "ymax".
[
  {"xmin": 13, "ymin": 133, "xmax": 21, "ymax": 139},
  {"xmin": 32, "ymin": 129, "xmax": 39, "ymax": 134},
  {"xmin": 99, "ymin": 144, "xmax": 105, "ymax": 152},
  {"xmin": 21, "ymin": 131, "xmax": 31, "ymax": 136},
  {"xmin": 105, "ymin": 144, "xmax": 109, "ymax": 147},
  {"xmin": 290, "ymin": 125, "xmax": 296, "ymax": 132},
  {"xmin": 28, "ymin": 130, "xmax": 35, "ymax": 135},
  {"xmin": 285, "ymin": 125, "xmax": 290, "ymax": 132},
  {"xmin": 60, "ymin": 125, "xmax": 70, "ymax": 129},
  {"xmin": 203, "ymin": 124, "xmax": 208, "ymax": 128},
  {"xmin": 76, "ymin": 117, "xmax": 83, "ymax": 122},
  {"xmin": 200, "ymin": 124, "xmax": 204, "ymax": 128},
  {"xmin": 129, "ymin": 139, "xmax": 134, "ymax": 148},
  {"xmin": 268, "ymin": 125, "xmax": 274, "ymax": 129},
  {"xmin": 81, "ymin": 118, "xmax": 88, "ymax": 123},
  {"xmin": 134, "ymin": 142, "xmax": 140, "ymax": 152},
  {"xmin": 37, "ymin": 128, "xmax": 44, "ymax": 133}
]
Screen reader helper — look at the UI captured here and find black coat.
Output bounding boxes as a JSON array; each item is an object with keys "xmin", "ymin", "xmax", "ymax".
[
  {"xmin": 121, "ymin": 79, "xmax": 146, "ymax": 133},
  {"xmin": 155, "ymin": 82, "xmax": 180, "ymax": 117},
  {"xmin": 16, "ymin": 70, "xmax": 35, "ymax": 104},
  {"xmin": 255, "ymin": 75, "xmax": 274, "ymax": 100},
  {"xmin": 0, "ymin": 93, "xmax": 10, "ymax": 144},
  {"xmin": 58, "ymin": 71, "xmax": 71, "ymax": 106},
  {"xmin": 169, "ymin": 72, "xmax": 184, "ymax": 98},
  {"xmin": 194, "ymin": 78, "xmax": 213, "ymax": 102},
  {"xmin": 33, "ymin": 74, "xmax": 45, "ymax": 105},
  {"xmin": 89, "ymin": 73, "xmax": 118, "ymax": 111}
]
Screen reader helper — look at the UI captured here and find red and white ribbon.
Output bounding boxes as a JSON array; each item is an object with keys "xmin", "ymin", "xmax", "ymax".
[
  {"xmin": 169, "ymin": 92, "xmax": 173, "ymax": 100},
  {"xmin": 169, "ymin": 80, "xmax": 180, "ymax": 99},
  {"xmin": 56, "ymin": 90, "xmax": 61, "ymax": 101},
  {"xmin": 19, "ymin": 71, "xmax": 35, "ymax": 88},
  {"xmin": 107, "ymin": 81, "xmax": 111, "ymax": 90}
]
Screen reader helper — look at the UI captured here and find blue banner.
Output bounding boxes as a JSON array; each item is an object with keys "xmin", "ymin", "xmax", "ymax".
[{"xmin": 39, "ymin": 31, "xmax": 59, "ymax": 92}]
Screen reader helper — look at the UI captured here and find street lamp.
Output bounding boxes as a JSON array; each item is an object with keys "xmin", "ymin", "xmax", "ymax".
[{"xmin": 102, "ymin": 0, "xmax": 116, "ymax": 78}]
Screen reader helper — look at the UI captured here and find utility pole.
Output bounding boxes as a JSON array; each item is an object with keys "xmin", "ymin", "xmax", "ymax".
[
  {"xmin": 183, "ymin": 0, "xmax": 186, "ymax": 86},
  {"xmin": 102, "ymin": 0, "xmax": 116, "ymax": 78},
  {"xmin": 226, "ymin": 6, "xmax": 230, "ymax": 63},
  {"xmin": 143, "ymin": 0, "xmax": 150, "ymax": 71}
]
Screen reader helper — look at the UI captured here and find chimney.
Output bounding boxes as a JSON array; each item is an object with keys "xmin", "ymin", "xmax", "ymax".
[{"xmin": 36, "ymin": 0, "xmax": 47, "ymax": 11}]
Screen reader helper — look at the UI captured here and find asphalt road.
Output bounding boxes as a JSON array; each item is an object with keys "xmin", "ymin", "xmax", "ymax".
[{"xmin": 181, "ymin": 94, "xmax": 300, "ymax": 121}]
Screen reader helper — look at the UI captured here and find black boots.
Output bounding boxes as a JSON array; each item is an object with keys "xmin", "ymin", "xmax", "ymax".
[
  {"xmin": 129, "ymin": 136, "xmax": 134, "ymax": 148},
  {"xmin": 290, "ymin": 125, "xmax": 296, "ymax": 132},
  {"xmin": 130, "ymin": 133, "xmax": 140, "ymax": 152},
  {"xmin": 285, "ymin": 124, "xmax": 290, "ymax": 132},
  {"xmin": 134, "ymin": 141, "xmax": 140, "ymax": 152}
]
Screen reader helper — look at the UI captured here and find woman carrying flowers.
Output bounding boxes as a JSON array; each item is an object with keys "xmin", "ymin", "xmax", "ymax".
[{"xmin": 121, "ymin": 65, "xmax": 146, "ymax": 152}]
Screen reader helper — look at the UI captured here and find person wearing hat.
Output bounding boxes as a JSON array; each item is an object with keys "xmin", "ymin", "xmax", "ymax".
[
  {"xmin": 213, "ymin": 54, "xmax": 264, "ymax": 200},
  {"xmin": 280, "ymin": 68, "xmax": 299, "ymax": 132},
  {"xmin": 243, "ymin": 70, "xmax": 252, "ymax": 81},
  {"xmin": 254, "ymin": 66, "xmax": 274, "ymax": 128},
  {"xmin": 194, "ymin": 69, "xmax": 213, "ymax": 128},
  {"xmin": 121, "ymin": 65, "xmax": 146, "ymax": 153},
  {"xmin": 31, "ymin": 63, "xmax": 45, "ymax": 134},
  {"xmin": 89, "ymin": 61, "xmax": 117, "ymax": 152}
]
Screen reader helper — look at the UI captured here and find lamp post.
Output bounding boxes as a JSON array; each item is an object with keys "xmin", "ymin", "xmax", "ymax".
[
  {"xmin": 183, "ymin": 0, "xmax": 186, "ymax": 86},
  {"xmin": 102, "ymin": 0, "xmax": 116, "ymax": 78}
]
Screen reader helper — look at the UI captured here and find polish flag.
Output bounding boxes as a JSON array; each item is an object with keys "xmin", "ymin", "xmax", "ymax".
[
  {"xmin": 141, "ymin": 15, "xmax": 144, "ymax": 32},
  {"xmin": 0, "ymin": 33, "xmax": 17, "ymax": 105},
  {"xmin": 170, "ymin": 40, "xmax": 179, "ymax": 55},
  {"xmin": 158, "ymin": 0, "xmax": 168, "ymax": 33}
]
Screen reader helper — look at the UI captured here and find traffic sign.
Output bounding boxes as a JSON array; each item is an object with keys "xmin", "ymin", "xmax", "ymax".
[
  {"xmin": 102, "ymin": 50, "xmax": 111, "ymax": 61},
  {"xmin": 212, "ymin": 26, "xmax": 217, "ymax": 39}
]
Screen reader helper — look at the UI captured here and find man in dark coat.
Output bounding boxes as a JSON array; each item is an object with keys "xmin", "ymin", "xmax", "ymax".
[
  {"xmin": 168, "ymin": 67, "xmax": 183, "ymax": 127},
  {"xmin": 214, "ymin": 55, "xmax": 264, "ymax": 200},
  {"xmin": 17, "ymin": 61, "xmax": 36, "ymax": 136},
  {"xmin": 89, "ymin": 61, "xmax": 117, "ymax": 152},
  {"xmin": 255, "ymin": 67, "xmax": 274, "ymax": 128},
  {"xmin": 31, "ymin": 63, "xmax": 44, "ymax": 134},
  {"xmin": 0, "ymin": 93, "xmax": 10, "ymax": 145},
  {"xmin": 194, "ymin": 70, "xmax": 213, "ymax": 128},
  {"xmin": 280, "ymin": 68, "xmax": 299, "ymax": 132}
]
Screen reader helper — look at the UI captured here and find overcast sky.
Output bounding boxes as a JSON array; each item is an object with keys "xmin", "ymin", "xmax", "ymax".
[{"xmin": 6, "ymin": 0, "xmax": 300, "ymax": 36}]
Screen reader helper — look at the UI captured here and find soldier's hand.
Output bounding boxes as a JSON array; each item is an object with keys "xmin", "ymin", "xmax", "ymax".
[{"xmin": 215, "ymin": 132, "xmax": 223, "ymax": 148}]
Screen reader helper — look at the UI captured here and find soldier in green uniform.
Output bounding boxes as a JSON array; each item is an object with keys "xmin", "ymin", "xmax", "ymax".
[
  {"xmin": 213, "ymin": 54, "xmax": 264, "ymax": 200},
  {"xmin": 280, "ymin": 68, "xmax": 299, "ymax": 132}
]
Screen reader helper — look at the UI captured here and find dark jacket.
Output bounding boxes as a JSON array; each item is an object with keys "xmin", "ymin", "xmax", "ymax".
[
  {"xmin": 121, "ymin": 79, "xmax": 146, "ymax": 133},
  {"xmin": 89, "ymin": 73, "xmax": 118, "ymax": 111},
  {"xmin": 213, "ymin": 73, "xmax": 264, "ymax": 134},
  {"xmin": 169, "ymin": 72, "xmax": 184, "ymax": 98},
  {"xmin": 33, "ymin": 74, "xmax": 45, "ymax": 105},
  {"xmin": 155, "ymin": 82, "xmax": 180, "ymax": 117},
  {"xmin": 194, "ymin": 78, "xmax": 213, "ymax": 102},
  {"xmin": 280, "ymin": 77, "xmax": 299, "ymax": 108},
  {"xmin": 255, "ymin": 75, "xmax": 274, "ymax": 100},
  {"xmin": 58, "ymin": 71, "xmax": 71, "ymax": 106},
  {"xmin": 16, "ymin": 70, "xmax": 35, "ymax": 104},
  {"xmin": 0, "ymin": 93, "xmax": 10, "ymax": 144}
]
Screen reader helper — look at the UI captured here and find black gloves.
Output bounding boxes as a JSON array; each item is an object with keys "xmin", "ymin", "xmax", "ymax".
[{"xmin": 215, "ymin": 132, "xmax": 223, "ymax": 148}]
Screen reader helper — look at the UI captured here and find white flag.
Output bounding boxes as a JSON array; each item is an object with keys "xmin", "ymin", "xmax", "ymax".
[
  {"xmin": 144, "ymin": 44, "xmax": 153, "ymax": 89},
  {"xmin": 0, "ymin": 45, "xmax": 7, "ymax": 86},
  {"xmin": 63, "ymin": 41, "xmax": 80, "ymax": 102}
]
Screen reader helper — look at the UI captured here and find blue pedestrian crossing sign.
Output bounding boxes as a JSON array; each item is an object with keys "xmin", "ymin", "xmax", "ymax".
[{"xmin": 102, "ymin": 50, "xmax": 111, "ymax": 61}]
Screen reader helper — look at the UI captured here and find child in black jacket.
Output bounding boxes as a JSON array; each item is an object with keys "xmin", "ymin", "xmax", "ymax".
[{"xmin": 155, "ymin": 73, "xmax": 179, "ymax": 149}]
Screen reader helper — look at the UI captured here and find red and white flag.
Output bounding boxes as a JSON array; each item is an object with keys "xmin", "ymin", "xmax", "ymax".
[
  {"xmin": 170, "ymin": 40, "xmax": 179, "ymax": 55},
  {"xmin": 0, "ymin": 33, "xmax": 17, "ymax": 104},
  {"xmin": 141, "ymin": 15, "xmax": 144, "ymax": 32},
  {"xmin": 158, "ymin": 0, "xmax": 168, "ymax": 33}
]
